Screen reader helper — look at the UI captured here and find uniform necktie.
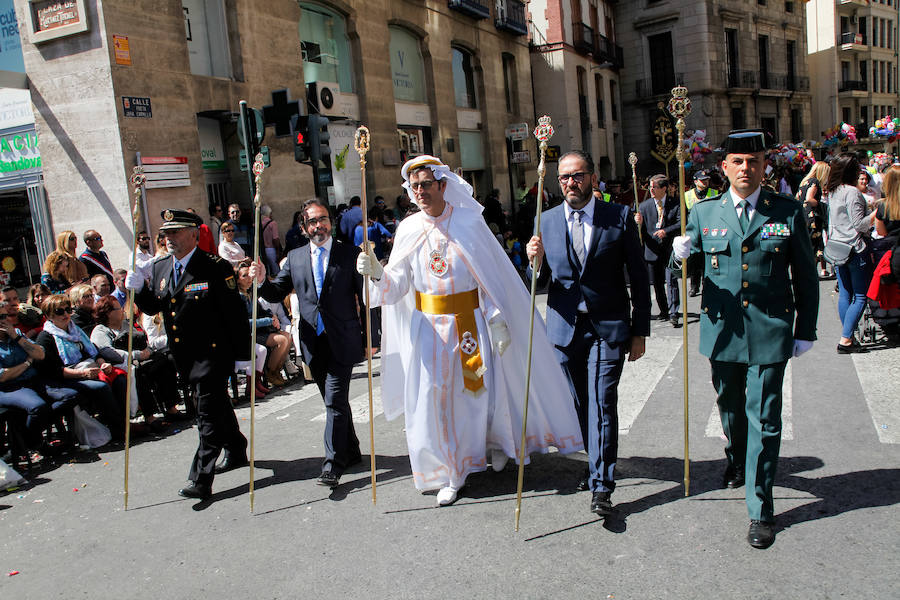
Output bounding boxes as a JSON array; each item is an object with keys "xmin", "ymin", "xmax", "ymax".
[
  {"xmin": 313, "ymin": 246, "xmax": 326, "ymax": 335},
  {"xmin": 739, "ymin": 200, "xmax": 751, "ymax": 234},
  {"xmin": 173, "ymin": 262, "xmax": 183, "ymax": 288},
  {"xmin": 572, "ymin": 209, "xmax": 586, "ymax": 266}
]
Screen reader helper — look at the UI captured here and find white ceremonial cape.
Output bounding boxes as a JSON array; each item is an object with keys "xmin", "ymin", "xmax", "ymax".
[{"xmin": 371, "ymin": 197, "xmax": 584, "ymax": 491}]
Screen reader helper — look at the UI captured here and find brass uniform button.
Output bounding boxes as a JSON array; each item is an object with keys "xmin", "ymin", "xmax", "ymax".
[
  {"xmin": 785, "ymin": 308, "xmax": 790, "ymax": 313},
  {"xmin": 171, "ymin": 325, "xmax": 177, "ymax": 331},
  {"xmin": 703, "ymin": 307, "xmax": 708, "ymax": 313},
  {"xmin": 742, "ymin": 281, "xmax": 749, "ymax": 289},
  {"xmin": 171, "ymin": 298, "xmax": 176, "ymax": 304},
  {"xmin": 742, "ymin": 245, "xmax": 749, "ymax": 253},
  {"xmin": 742, "ymin": 300, "xmax": 749, "ymax": 308},
  {"xmin": 174, "ymin": 337, "xmax": 180, "ymax": 343},
  {"xmin": 774, "ymin": 247, "xmax": 780, "ymax": 253},
  {"xmin": 211, "ymin": 343, "xmax": 216, "ymax": 348},
  {"xmin": 742, "ymin": 264, "xmax": 749, "ymax": 271},
  {"xmin": 170, "ymin": 312, "xmax": 176, "ymax": 317}
]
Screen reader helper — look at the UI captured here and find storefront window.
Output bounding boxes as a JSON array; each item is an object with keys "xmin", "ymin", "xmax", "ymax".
[
  {"xmin": 452, "ymin": 47, "xmax": 477, "ymax": 109},
  {"xmin": 390, "ymin": 26, "xmax": 426, "ymax": 103},
  {"xmin": 299, "ymin": 2, "xmax": 354, "ymax": 93}
]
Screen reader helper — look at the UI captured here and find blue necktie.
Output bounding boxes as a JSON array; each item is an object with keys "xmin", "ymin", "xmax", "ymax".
[
  {"xmin": 313, "ymin": 246, "xmax": 325, "ymax": 335},
  {"xmin": 173, "ymin": 261, "xmax": 183, "ymax": 288}
]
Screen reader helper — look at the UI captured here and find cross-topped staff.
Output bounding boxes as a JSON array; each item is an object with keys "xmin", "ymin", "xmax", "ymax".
[
  {"xmin": 248, "ymin": 153, "xmax": 266, "ymax": 513},
  {"xmin": 123, "ymin": 166, "xmax": 145, "ymax": 510},
  {"xmin": 354, "ymin": 125, "xmax": 377, "ymax": 505},
  {"xmin": 628, "ymin": 152, "xmax": 642, "ymax": 243},
  {"xmin": 514, "ymin": 115, "xmax": 554, "ymax": 532},
  {"xmin": 668, "ymin": 85, "xmax": 692, "ymax": 496}
]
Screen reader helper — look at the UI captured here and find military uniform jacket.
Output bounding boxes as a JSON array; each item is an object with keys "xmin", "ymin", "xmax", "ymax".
[
  {"xmin": 134, "ymin": 250, "xmax": 250, "ymax": 382},
  {"xmin": 685, "ymin": 188, "xmax": 819, "ymax": 365}
]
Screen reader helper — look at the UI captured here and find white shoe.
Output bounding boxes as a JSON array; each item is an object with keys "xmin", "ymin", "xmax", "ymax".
[
  {"xmin": 283, "ymin": 360, "xmax": 300, "ymax": 376},
  {"xmin": 491, "ymin": 448, "xmax": 509, "ymax": 472},
  {"xmin": 436, "ymin": 486, "xmax": 458, "ymax": 506}
]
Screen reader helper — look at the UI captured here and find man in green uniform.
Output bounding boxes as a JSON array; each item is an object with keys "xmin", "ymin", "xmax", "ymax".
[
  {"xmin": 673, "ymin": 130, "xmax": 819, "ymax": 549},
  {"xmin": 684, "ymin": 170, "xmax": 717, "ymax": 296}
]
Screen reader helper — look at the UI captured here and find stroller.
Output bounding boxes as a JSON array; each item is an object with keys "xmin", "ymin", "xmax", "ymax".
[{"xmin": 862, "ymin": 249, "xmax": 900, "ymax": 344}]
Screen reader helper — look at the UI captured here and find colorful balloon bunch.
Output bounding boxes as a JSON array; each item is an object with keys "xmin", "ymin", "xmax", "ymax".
[
  {"xmin": 681, "ymin": 129, "xmax": 713, "ymax": 169},
  {"xmin": 824, "ymin": 122, "xmax": 857, "ymax": 146},
  {"xmin": 867, "ymin": 151, "xmax": 892, "ymax": 168},
  {"xmin": 768, "ymin": 144, "xmax": 815, "ymax": 169},
  {"xmin": 868, "ymin": 116, "xmax": 900, "ymax": 142}
]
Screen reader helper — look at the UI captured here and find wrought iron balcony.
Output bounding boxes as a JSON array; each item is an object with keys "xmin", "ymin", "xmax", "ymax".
[
  {"xmin": 726, "ymin": 69, "xmax": 757, "ymax": 89},
  {"xmin": 636, "ymin": 73, "xmax": 685, "ymax": 98},
  {"xmin": 838, "ymin": 31, "xmax": 867, "ymax": 46},
  {"xmin": 838, "ymin": 79, "xmax": 868, "ymax": 92},
  {"xmin": 573, "ymin": 22, "xmax": 594, "ymax": 56},
  {"xmin": 787, "ymin": 76, "xmax": 810, "ymax": 92},
  {"xmin": 594, "ymin": 34, "xmax": 625, "ymax": 69},
  {"xmin": 495, "ymin": 0, "xmax": 527, "ymax": 35},
  {"xmin": 448, "ymin": 0, "xmax": 490, "ymax": 20}
]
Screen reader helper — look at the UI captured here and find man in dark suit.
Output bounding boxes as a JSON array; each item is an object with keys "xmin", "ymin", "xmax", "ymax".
[
  {"xmin": 673, "ymin": 129, "xmax": 819, "ymax": 548},
  {"xmin": 636, "ymin": 175, "xmax": 682, "ymax": 326},
  {"xmin": 126, "ymin": 209, "xmax": 250, "ymax": 500},
  {"xmin": 79, "ymin": 229, "xmax": 115, "ymax": 286},
  {"xmin": 526, "ymin": 150, "xmax": 651, "ymax": 516},
  {"xmin": 251, "ymin": 198, "xmax": 364, "ymax": 488}
]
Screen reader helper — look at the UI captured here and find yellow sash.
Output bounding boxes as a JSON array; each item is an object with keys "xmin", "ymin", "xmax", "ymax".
[{"xmin": 415, "ymin": 289, "xmax": 484, "ymax": 392}]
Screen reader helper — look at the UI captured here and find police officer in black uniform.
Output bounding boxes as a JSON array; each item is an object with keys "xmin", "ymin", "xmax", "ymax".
[{"xmin": 126, "ymin": 209, "xmax": 250, "ymax": 499}]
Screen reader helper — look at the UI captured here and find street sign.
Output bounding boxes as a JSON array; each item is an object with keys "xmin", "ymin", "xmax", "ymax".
[
  {"xmin": 505, "ymin": 122, "xmax": 529, "ymax": 141},
  {"xmin": 511, "ymin": 150, "xmax": 531, "ymax": 164},
  {"xmin": 545, "ymin": 145, "xmax": 561, "ymax": 162},
  {"xmin": 122, "ymin": 96, "xmax": 151, "ymax": 118},
  {"xmin": 239, "ymin": 146, "xmax": 270, "ymax": 172},
  {"xmin": 140, "ymin": 156, "xmax": 190, "ymax": 188}
]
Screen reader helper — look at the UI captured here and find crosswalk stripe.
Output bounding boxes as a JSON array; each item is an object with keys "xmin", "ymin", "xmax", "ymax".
[
  {"xmin": 310, "ymin": 387, "xmax": 384, "ymax": 424},
  {"xmin": 852, "ymin": 347, "xmax": 900, "ymax": 444},
  {"xmin": 234, "ymin": 384, "xmax": 321, "ymax": 421},
  {"xmin": 619, "ymin": 336, "xmax": 684, "ymax": 434},
  {"xmin": 704, "ymin": 361, "xmax": 794, "ymax": 440}
]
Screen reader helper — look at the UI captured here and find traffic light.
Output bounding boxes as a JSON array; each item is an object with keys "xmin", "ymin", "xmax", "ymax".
[
  {"xmin": 291, "ymin": 114, "xmax": 309, "ymax": 163},
  {"xmin": 307, "ymin": 114, "xmax": 331, "ymax": 164}
]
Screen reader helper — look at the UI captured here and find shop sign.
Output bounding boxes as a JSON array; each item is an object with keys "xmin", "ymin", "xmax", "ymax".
[
  {"xmin": 327, "ymin": 123, "xmax": 362, "ymax": 202},
  {"xmin": 122, "ymin": 96, "xmax": 151, "ymax": 118},
  {"xmin": 141, "ymin": 156, "xmax": 190, "ymax": 189},
  {"xmin": 24, "ymin": 0, "xmax": 89, "ymax": 43},
  {"xmin": 505, "ymin": 123, "xmax": 529, "ymax": 141},
  {"xmin": 510, "ymin": 150, "xmax": 531, "ymax": 164},
  {"xmin": 198, "ymin": 117, "xmax": 225, "ymax": 170},
  {"xmin": 0, "ymin": 129, "xmax": 41, "ymax": 177}
]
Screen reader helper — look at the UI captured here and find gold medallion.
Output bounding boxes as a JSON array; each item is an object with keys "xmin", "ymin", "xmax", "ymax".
[
  {"xmin": 159, "ymin": 278, "xmax": 166, "ymax": 290},
  {"xmin": 163, "ymin": 210, "xmax": 174, "ymax": 221}
]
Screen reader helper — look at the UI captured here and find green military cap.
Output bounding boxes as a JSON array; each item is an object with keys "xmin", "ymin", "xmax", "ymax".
[
  {"xmin": 722, "ymin": 129, "xmax": 775, "ymax": 155},
  {"xmin": 159, "ymin": 209, "xmax": 203, "ymax": 230}
]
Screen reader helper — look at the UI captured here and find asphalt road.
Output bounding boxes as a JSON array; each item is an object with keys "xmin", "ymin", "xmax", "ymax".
[{"xmin": 2, "ymin": 280, "xmax": 898, "ymax": 599}]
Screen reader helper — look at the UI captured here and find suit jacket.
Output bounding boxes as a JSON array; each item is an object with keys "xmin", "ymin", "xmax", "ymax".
[
  {"xmin": 259, "ymin": 238, "xmax": 364, "ymax": 367},
  {"xmin": 134, "ymin": 249, "xmax": 250, "ymax": 382},
  {"xmin": 685, "ymin": 188, "xmax": 819, "ymax": 364},
  {"xmin": 535, "ymin": 200, "xmax": 651, "ymax": 348},
  {"xmin": 638, "ymin": 194, "xmax": 681, "ymax": 262}
]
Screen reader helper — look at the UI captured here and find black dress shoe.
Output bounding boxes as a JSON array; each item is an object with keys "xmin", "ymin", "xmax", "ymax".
[
  {"xmin": 723, "ymin": 465, "xmax": 745, "ymax": 489},
  {"xmin": 576, "ymin": 471, "xmax": 590, "ymax": 492},
  {"xmin": 317, "ymin": 471, "xmax": 340, "ymax": 488},
  {"xmin": 178, "ymin": 482, "xmax": 211, "ymax": 500},
  {"xmin": 657, "ymin": 313, "xmax": 670, "ymax": 321},
  {"xmin": 747, "ymin": 520, "xmax": 776, "ymax": 549},
  {"xmin": 590, "ymin": 491, "xmax": 613, "ymax": 516},
  {"xmin": 689, "ymin": 288, "xmax": 700, "ymax": 297},
  {"xmin": 670, "ymin": 315, "xmax": 680, "ymax": 327},
  {"xmin": 214, "ymin": 454, "xmax": 249, "ymax": 474}
]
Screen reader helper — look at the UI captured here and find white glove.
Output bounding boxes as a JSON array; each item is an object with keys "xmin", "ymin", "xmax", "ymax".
[
  {"xmin": 792, "ymin": 340, "xmax": 814, "ymax": 358},
  {"xmin": 125, "ymin": 270, "xmax": 145, "ymax": 292},
  {"xmin": 356, "ymin": 248, "xmax": 384, "ymax": 280},
  {"xmin": 489, "ymin": 318, "xmax": 511, "ymax": 356},
  {"xmin": 673, "ymin": 235, "xmax": 692, "ymax": 259}
]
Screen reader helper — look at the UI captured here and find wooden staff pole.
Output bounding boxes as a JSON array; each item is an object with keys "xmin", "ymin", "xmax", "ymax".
[
  {"xmin": 514, "ymin": 116, "xmax": 554, "ymax": 532},
  {"xmin": 628, "ymin": 152, "xmax": 642, "ymax": 243},
  {"xmin": 249, "ymin": 153, "xmax": 266, "ymax": 513}
]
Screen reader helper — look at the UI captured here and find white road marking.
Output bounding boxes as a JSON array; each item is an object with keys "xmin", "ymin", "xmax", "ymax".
[
  {"xmin": 852, "ymin": 347, "xmax": 900, "ymax": 444},
  {"xmin": 311, "ymin": 386, "xmax": 384, "ymax": 424},
  {"xmin": 234, "ymin": 384, "xmax": 321, "ymax": 420},
  {"xmin": 619, "ymin": 336, "xmax": 684, "ymax": 433},
  {"xmin": 704, "ymin": 360, "xmax": 794, "ymax": 440}
]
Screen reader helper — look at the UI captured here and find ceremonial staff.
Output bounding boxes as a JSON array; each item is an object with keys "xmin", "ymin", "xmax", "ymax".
[
  {"xmin": 628, "ymin": 152, "xmax": 642, "ymax": 242},
  {"xmin": 668, "ymin": 86, "xmax": 692, "ymax": 496},
  {"xmin": 515, "ymin": 115, "xmax": 554, "ymax": 532},
  {"xmin": 248, "ymin": 153, "xmax": 266, "ymax": 513},
  {"xmin": 354, "ymin": 126, "xmax": 377, "ymax": 505},
  {"xmin": 123, "ymin": 166, "xmax": 144, "ymax": 510}
]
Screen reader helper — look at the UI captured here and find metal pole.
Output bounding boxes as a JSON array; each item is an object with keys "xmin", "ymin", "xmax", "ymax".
[
  {"xmin": 123, "ymin": 166, "xmax": 145, "ymax": 510},
  {"xmin": 628, "ymin": 153, "xmax": 642, "ymax": 243},
  {"xmin": 668, "ymin": 86, "xmax": 692, "ymax": 497},
  {"xmin": 354, "ymin": 126, "xmax": 376, "ymax": 505},
  {"xmin": 514, "ymin": 116, "xmax": 554, "ymax": 532}
]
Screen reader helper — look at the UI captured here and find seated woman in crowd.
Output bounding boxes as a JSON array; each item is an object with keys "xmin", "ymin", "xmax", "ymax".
[
  {"xmin": 141, "ymin": 309, "xmax": 192, "ymax": 416},
  {"xmin": 55, "ymin": 230, "xmax": 89, "ymax": 285},
  {"xmin": 154, "ymin": 231, "xmax": 168, "ymax": 257},
  {"xmin": 68, "ymin": 284, "xmax": 96, "ymax": 336},
  {"xmin": 90, "ymin": 296, "xmax": 182, "ymax": 432},
  {"xmin": 235, "ymin": 260, "xmax": 290, "ymax": 387},
  {"xmin": 34, "ymin": 294, "xmax": 126, "ymax": 440},
  {"xmin": 40, "ymin": 250, "xmax": 72, "ymax": 294},
  {"xmin": 218, "ymin": 221, "xmax": 246, "ymax": 266},
  {"xmin": 26, "ymin": 283, "xmax": 51, "ymax": 309}
]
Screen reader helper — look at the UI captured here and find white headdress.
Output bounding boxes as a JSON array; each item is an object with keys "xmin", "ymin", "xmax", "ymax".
[{"xmin": 400, "ymin": 155, "xmax": 483, "ymax": 214}]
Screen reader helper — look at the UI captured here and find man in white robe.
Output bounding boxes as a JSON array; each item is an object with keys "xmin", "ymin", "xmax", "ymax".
[{"xmin": 357, "ymin": 156, "xmax": 583, "ymax": 505}]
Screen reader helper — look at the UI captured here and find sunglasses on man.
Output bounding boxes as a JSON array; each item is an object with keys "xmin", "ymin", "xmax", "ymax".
[
  {"xmin": 54, "ymin": 307, "xmax": 74, "ymax": 315},
  {"xmin": 87, "ymin": 236, "xmax": 102, "ymax": 242}
]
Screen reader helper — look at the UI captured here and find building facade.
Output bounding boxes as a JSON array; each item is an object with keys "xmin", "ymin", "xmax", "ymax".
[
  {"xmin": 529, "ymin": 0, "xmax": 624, "ymax": 180},
  {"xmin": 615, "ymin": 0, "xmax": 813, "ymax": 176},
  {"xmin": 15, "ymin": 0, "xmax": 536, "ymax": 267},
  {"xmin": 807, "ymin": 0, "xmax": 900, "ymax": 147}
]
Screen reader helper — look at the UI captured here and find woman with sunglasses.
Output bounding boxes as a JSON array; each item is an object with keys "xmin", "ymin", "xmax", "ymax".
[
  {"xmin": 235, "ymin": 260, "xmax": 289, "ymax": 389},
  {"xmin": 34, "ymin": 294, "xmax": 126, "ymax": 440},
  {"xmin": 40, "ymin": 250, "xmax": 72, "ymax": 294},
  {"xmin": 55, "ymin": 230, "xmax": 89, "ymax": 284},
  {"xmin": 218, "ymin": 221, "xmax": 246, "ymax": 266}
]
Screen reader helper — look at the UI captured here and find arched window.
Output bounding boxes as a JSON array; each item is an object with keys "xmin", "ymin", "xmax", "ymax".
[
  {"xmin": 452, "ymin": 47, "xmax": 478, "ymax": 109},
  {"xmin": 299, "ymin": 2, "xmax": 354, "ymax": 92},
  {"xmin": 389, "ymin": 26, "xmax": 427, "ymax": 103}
]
